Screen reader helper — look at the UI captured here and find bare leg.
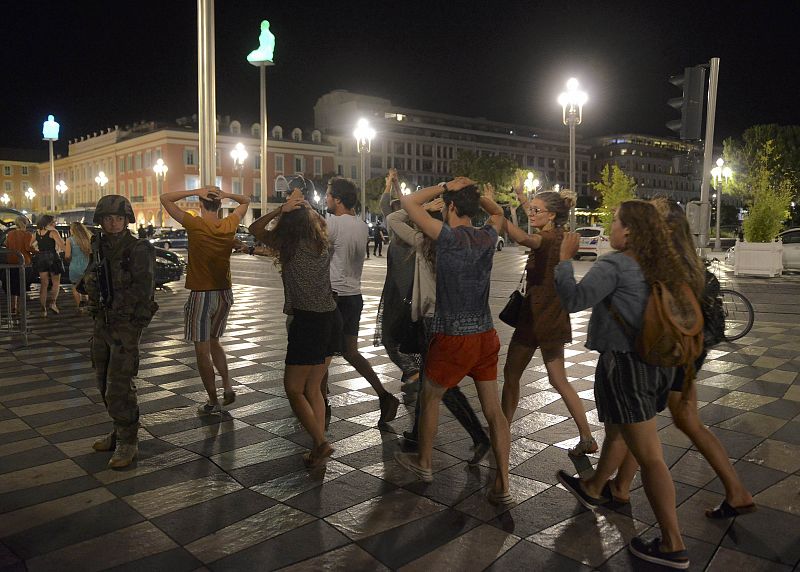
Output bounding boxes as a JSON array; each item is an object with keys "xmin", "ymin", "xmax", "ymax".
[
  {"xmin": 49, "ymin": 274, "xmax": 61, "ymax": 307},
  {"xmin": 342, "ymin": 335, "xmax": 388, "ymax": 397},
  {"xmin": 416, "ymin": 377, "xmax": 446, "ymax": 469},
  {"xmin": 209, "ymin": 338, "xmax": 231, "ymax": 393},
  {"xmin": 39, "ymin": 273, "xmax": 49, "ymax": 310},
  {"xmin": 668, "ymin": 389, "xmax": 753, "ymax": 507},
  {"xmin": 501, "ymin": 341, "xmax": 535, "ymax": 424},
  {"xmin": 542, "ymin": 346, "xmax": 594, "ymax": 440},
  {"xmin": 194, "ymin": 341, "xmax": 218, "ymax": 405},
  {"xmin": 285, "ymin": 364, "xmax": 327, "ymax": 448},
  {"xmin": 71, "ymin": 286, "xmax": 82, "ymax": 309},
  {"xmin": 474, "ymin": 379, "xmax": 511, "ymax": 494},
  {"xmin": 611, "ymin": 450, "xmax": 638, "ymax": 502},
  {"xmin": 621, "ymin": 418, "xmax": 685, "ymax": 552},
  {"xmin": 582, "ymin": 423, "xmax": 629, "ymax": 498}
]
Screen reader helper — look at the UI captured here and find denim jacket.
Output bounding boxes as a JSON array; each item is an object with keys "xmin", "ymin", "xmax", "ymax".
[{"xmin": 554, "ymin": 252, "xmax": 649, "ymax": 353}]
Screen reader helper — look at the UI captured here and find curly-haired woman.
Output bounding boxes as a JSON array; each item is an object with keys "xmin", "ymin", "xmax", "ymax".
[
  {"xmin": 246, "ymin": 192, "xmax": 341, "ymax": 468},
  {"xmin": 502, "ymin": 185, "xmax": 597, "ymax": 456},
  {"xmin": 554, "ymin": 200, "xmax": 694, "ymax": 569}
]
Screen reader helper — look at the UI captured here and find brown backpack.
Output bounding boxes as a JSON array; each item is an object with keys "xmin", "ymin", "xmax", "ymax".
[{"xmin": 608, "ymin": 281, "xmax": 704, "ymax": 381}]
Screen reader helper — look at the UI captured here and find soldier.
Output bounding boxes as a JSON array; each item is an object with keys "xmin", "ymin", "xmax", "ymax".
[{"xmin": 82, "ymin": 195, "xmax": 158, "ymax": 468}]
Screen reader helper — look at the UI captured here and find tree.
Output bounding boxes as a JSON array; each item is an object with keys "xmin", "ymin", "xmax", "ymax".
[
  {"xmin": 723, "ymin": 124, "xmax": 800, "ymax": 200},
  {"xmin": 364, "ymin": 176, "xmax": 386, "ymax": 218},
  {"xmin": 741, "ymin": 140, "xmax": 795, "ymax": 242},
  {"xmin": 591, "ymin": 164, "xmax": 637, "ymax": 232}
]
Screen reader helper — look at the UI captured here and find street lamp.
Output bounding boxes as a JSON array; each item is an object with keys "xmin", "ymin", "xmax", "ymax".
[
  {"xmin": 0, "ymin": 193, "xmax": 9, "ymax": 206},
  {"xmin": 230, "ymin": 142, "xmax": 248, "ymax": 218},
  {"xmin": 400, "ymin": 182, "xmax": 411, "ymax": 196},
  {"xmin": 56, "ymin": 180, "xmax": 68, "ymax": 208},
  {"xmin": 353, "ymin": 118, "xmax": 375, "ymax": 222},
  {"xmin": 42, "ymin": 115, "xmax": 60, "ymax": 212},
  {"xmin": 153, "ymin": 159, "xmax": 168, "ymax": 227},
  {"xmin": 710, "ymin": 157, "xmax": 733, "ymax": 251},
  {"xmin": 558, "ymin": 77, "xmax": 588, "ymax": 230},
  {"xmin": 523, "ymin": 172, "xmax": 540, "ymax": 234},
  {"xmin": 95, "ymin": 170, "xmax": 108, "ymax": 198},
  {"xmin": 25, "ymin": 187, "xmax": 36, "ymax": 203}
]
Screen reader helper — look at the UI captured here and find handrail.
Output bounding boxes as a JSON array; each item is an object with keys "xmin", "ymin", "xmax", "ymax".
[{"xmin": 0, "ymin": 248, "xmax": 29, "ymax": 346}]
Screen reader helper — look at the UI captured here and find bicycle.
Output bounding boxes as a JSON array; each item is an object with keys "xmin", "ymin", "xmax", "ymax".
[{"xmin": 705, "ymin": 258, "xmax": 755, "ymax": 341}]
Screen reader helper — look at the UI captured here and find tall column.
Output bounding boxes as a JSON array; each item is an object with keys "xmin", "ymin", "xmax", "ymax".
[
  {"xmin": 699, "ymin": 57, "xmax": 720, "ymax": 249},
  {"xmin": 568, "ymin": 115, "xmax": 576, "ymax": 230},
  {"xmin": 260, "ymin": 65, "xmax": 268, "ymax": 215},
  {"xmin": 197, "ymin": 0, "xmax": 217, "ymax": 187}
]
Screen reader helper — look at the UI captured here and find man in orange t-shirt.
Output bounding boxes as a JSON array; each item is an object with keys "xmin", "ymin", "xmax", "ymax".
[{"xmin": 161, "ymin": 186, "xmax": 250, "ymax": 414}]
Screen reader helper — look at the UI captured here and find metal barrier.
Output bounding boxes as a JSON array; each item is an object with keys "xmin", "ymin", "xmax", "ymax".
[{"xmin": 0, "ymin": 248, "xmax": 29, "ymax": 346}]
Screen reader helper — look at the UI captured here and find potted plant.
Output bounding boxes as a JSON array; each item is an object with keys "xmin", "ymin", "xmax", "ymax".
[{"xmin": 732, "ymin": 140, "xmax": 794, "ymax": 277}]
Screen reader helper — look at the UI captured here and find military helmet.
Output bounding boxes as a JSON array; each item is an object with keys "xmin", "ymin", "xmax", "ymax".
[{"xmin": 93, "ymin": 195, "xmax": 136, "ymax": 224}]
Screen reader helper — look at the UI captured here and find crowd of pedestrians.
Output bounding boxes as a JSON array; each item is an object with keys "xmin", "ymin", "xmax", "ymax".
[{"xmin": 3, "ymin": 167, "xmax": 758, "ymax": 569}]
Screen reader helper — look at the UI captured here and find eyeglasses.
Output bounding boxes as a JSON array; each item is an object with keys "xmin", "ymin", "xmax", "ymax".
[{"xmin": 530, "ymin": 207, "xmax": 550, "ymax": 215}]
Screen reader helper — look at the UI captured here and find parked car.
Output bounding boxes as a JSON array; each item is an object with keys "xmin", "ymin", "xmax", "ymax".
[
  {"xmin": 723, "ymin": 228, "xmax": 800, "ymax": 271},
  {"xmin": 235, "ymin": 225, "xmax": 257, "ymax": 248},
  {"xmin": 150, "ymin": 228, "xmax": 188, "ymax": 250},
  {"xmin": 574, "ymin": 226, "xmax": 608, "ymax": 259}
]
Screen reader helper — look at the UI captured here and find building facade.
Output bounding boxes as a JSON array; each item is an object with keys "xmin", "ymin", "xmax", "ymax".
[
  {"xmin": 314, "ymin": 90, "xmax": 592, "ymax": 197},
  {"xmin": 31, "ymin": 119, "xmax": 335, "ymax": 227},
  {"xmin": 0, "ymin": 149, "xmax": 44, "ymax": 213}
]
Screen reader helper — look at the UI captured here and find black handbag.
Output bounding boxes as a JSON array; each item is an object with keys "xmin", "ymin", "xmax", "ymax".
[{"xmin": 499, "ymin": 269, "xmax": 526, "ymax": 327}]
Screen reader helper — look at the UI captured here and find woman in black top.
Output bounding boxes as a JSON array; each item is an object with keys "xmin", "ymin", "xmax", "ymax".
[{"xmin": 33, "ymin": 215, "xmax": 66, "ymax": 317}]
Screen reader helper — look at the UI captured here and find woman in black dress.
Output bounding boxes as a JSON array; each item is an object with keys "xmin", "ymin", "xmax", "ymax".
[{"xmin": 33, "ymin": 215, "xmax": 66, "ymax": 317}]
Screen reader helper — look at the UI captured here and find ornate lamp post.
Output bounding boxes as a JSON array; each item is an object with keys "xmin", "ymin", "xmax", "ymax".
[
  {"xmin": 523, "ymin": 172, "xmax": 541, "ymax": 234},
  {"xmin": 558, "ymin": 78, "xmax": 588, "ymax": 230},
  {"xmin": 56, "ymin": 180, "xmax": 68, "ymax": 208},
  {"xmin": 710, "ymin": 157, "xmax": 733, "ymax": 251},
  {"xmin": 95, "ymin": 171, "xmax": 108, "ymax": 199},
  {"xmin": 353, "ymin": 118, "xmax": 375, "ymax": 221},
  {"xmin": 230, "ymin": 142, "xmax": 248, "ymax": 221},
  {"xmin": 42, "ymin": 115, "xmax": 60, "ymax": 212},
  {"xmin": 25, "ymin": 187, "xmax": 36, "ymax": 206},
  {"xmin": 0, "ymin": 193, "xmax": 9, "ymax": 206},
  {"xmin": 153, "ymin": 159, "xmax": 168, "ymax": 227}
]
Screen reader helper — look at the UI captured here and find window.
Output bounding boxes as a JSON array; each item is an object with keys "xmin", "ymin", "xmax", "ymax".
[
  {"xmin": 272, "ymin": 125, "xmax": 283, "ymax": 139},
  {"xmin": 21, "ymin": 181, "xmax": 29, "ymax": 191},
  {"xmin": 119, "ymin": 158, "xmax": 125, "ymax": 173},
  {"xmin": 144, "ymin": 150, "xmax": 152, "ymax": 169},
  {"xmin": 313, "ymin": 157, "xmax": 322, "ymax": 176},
  {"xmin": 275, "ymin": 154, "xmax": 283, "ymax": 173},
  {"xmin": 128, "ymin": 181, "xmax": 134, "ymax": 196},
  {"xmin": 351, "ymin": 165, "xmax": 357, "ymax": 179},
  {"xmin": 2, "ymin": 166, "xmax": 11, "ymax": 176},
  {"xmin": 291, "ymin": 128, "xmax": 302, "ymax": 142},
  {"xmin": 126, "ymin": 155, "xmax": 132, "ymax": 171},
  {"xmin": 232, "ymin": 180, "xmax": 242, "ymax": 194},
  {"xmin": 146, "ymin": 179, "xmax": 153, "ymax": 198},
  {"xmin": 184, "ymin": 148, "xmax": 196, "ymax": 166},
  {"xmin": 254, "ymin": 153, "xmax": 261, "ymax": 170},
  {"xmin": 294, "ymin": 156, "xmax": 304, "ymax": 173},
  {"xmin": 3, "ymin": 181, "xmax": 11, "ymax": 192},
  {"xmin": 135, "ymin": 153, "xmax": 142, "ymax": 171},
  {"xmin": 230, "ymin": 121, "xmax": 241, "ymax": 135},
  {"xmin": 21, "ymin": 166, "xmax": 28, "ymax": 175},
  {"xmin": 184, "ymin": 175, "xmax": 200, "ymax": 191},
  {"xmin": 337, "ymin": 164, "xmax": 343, "ymax": 175},
  {"xmin": 136, "ymin": 180, "xmax": 143, "ymax": 197},
  {"xmin": 253, "ymin": 180, "xmax": 261, "ymax": 200}
]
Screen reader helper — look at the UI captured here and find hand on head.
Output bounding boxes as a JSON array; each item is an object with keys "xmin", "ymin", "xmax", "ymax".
[
  {"xmin": 424, "ymin": 197, "xmax": 445, "ymax": 212},
  {"xmin": 559, "ymin": 232, "xmax": 580, "ymax": 261},
  {"xmin": 482, "ymin": 183, "xmax": 495, "ymax": 202},
  {"xmin": 281, "ymin": 195, "xmax": 305, "ymax": 213},
  {"xmin": 197, "ymin": 186, "xmax": 221, "ymax": 201},
  {"xmin": 446, "ymin": 176, "xmax": 476, "ymax": 192}
]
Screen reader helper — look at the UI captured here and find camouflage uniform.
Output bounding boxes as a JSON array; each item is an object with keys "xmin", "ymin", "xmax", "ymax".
[{"xmin": 83, "ymin": 196, "xmax": 157, "ymax": 460}]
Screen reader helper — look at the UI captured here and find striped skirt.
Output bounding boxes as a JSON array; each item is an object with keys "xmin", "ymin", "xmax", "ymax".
[{"xmin": 594, "ymin": 351, "xmax": 676, "ymax": 425}]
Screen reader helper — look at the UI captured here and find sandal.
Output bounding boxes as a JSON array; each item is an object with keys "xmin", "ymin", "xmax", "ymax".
[
  {"xmin": 705, "ymin": 500, "xmax": 757, "ymax": 519},
  {"xmin": 568, "ymin": 436, "xmax": 598, "ymax": 457},
  {"xmin": 487, "ymin": 488, "xmax": 514, "ymax": 506},
  {"xmin": 303, "ymin": 442, "xmax": 334, "ymax": 469}
]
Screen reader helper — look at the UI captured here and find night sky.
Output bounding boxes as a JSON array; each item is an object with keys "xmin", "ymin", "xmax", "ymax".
[{"xmin": 1, "ymin": 0, "xmax": 797, "ymax": 155}]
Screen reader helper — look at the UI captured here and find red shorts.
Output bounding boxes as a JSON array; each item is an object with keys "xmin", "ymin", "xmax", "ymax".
[{"xmin": 425, "ymin": 329, "xmax": 500, "ymax": 388}]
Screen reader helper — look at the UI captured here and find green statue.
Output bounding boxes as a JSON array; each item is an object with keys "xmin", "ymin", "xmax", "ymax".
[{"xmin": 247, "ymin": 20, "xmax": 275, "ymax": 64}]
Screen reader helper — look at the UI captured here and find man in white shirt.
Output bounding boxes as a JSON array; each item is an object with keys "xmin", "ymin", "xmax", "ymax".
[{"xmin": 325, "ymin": 177, "xmax": 400, "ymax": 425}]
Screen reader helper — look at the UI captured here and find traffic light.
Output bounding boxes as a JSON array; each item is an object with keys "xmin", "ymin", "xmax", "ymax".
[{"xmin": 667, "ymin": 66, "xmax": 706, "ymax": 141}]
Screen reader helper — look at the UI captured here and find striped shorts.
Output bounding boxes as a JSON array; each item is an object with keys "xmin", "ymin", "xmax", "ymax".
[
  {"xmin": 594, "ymin": 351, "xmax": 676, "ymax": 425},
  {"xmin": 184, "ymin": 289, "xmax": 234, "ymax": 342}
]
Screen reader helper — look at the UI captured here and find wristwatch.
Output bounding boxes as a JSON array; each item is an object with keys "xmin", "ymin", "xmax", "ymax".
[
  {"xmin": 248, "ymin": 245, "xmax": 256, "ymax": 256},
  {"xmin": 438, "ymin": 182, "xmax": 449, "ymax": 192}
]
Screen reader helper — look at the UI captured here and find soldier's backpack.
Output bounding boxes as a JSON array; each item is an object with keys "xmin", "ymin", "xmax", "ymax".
[{"xmin": 607, "ymin": 281, "xmax": 705, "ymax": 384}]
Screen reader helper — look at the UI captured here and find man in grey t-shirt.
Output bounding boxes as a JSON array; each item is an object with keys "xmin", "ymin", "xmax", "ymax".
[{"xmin": 324, "ymin": 178, "xmax": 400, "ymax": 425}]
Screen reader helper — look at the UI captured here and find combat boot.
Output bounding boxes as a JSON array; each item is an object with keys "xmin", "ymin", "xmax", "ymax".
[
  {"xmin": 108, "ymin": 441, "xmax": 138, "ymax": 469},
  {"xmin": 92, "ymin": 432, "xmax": 117, "ymax": 452}
]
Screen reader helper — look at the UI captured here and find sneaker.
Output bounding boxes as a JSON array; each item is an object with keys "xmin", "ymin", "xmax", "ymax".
[
  {"xmin": 378, "ymin": 393, "xmax": 400, "ymax": 424},
  {"xmin": 394, "ymin": 451, "xmax": 433, "ymax": 483},
  {"xmin": 556, "ymin": 469, "xmax": 608, "ymax": 510},
  {"xmin": 468, "ymin": 440, "xmax": 491, "ymax": 466},
  {"xmin": 222, "ymin": 389, "xmax": 236, "ymax": 406},
  {"xmin": 197, "ymin": 402, "xmax": 223, "ymax": 415},
  {"xmin": 629, "ymin": 537, "xmax": 689, "ymax": 570},
  {"xmin": 92, "ymin": 432, "xmax": 116, "ymax": 452},
  {"xmin": 568, "ymin": 436, "xmax": 598, "ymax": 457},
  {"xmin": 108, "ymin": 442, "xmax": 138, "ymax": 469}
]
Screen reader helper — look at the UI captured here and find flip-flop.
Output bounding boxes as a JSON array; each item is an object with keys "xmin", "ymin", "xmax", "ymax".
[
  {"xmin": 705, "ymin": 500, "xmax": 757, "ymax": 519},
  {"xmin": 487, "ymin": 488, "xmax": 514, "ymax": 506}
]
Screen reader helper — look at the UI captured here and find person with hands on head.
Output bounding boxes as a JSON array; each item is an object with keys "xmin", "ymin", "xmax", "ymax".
[
  {"xmin": 160, "ymin": 186, "xmax": 250, "ymax": 415},
  {"xmin": 553, "ymin": 201, "xmax": 691, "ymax": 570},
  {"xmin": 394, "ymin": 176, "xmax": 513, "ymax": 505},
  {"xmin": 243, "ymin": 189, "xmax": 341, "ymax": 468},
  {"xmin": 499, "ymin": 184, "xmax": 596, "ymax": 456}
]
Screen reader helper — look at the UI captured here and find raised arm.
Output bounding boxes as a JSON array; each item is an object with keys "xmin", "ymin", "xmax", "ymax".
[
  {"xmin": 479, "ymin": 183, "xmax": 507, "ymax": 237},
  {"xmin": 248, "ymin": 195, "xmax": 304, "ymax": 242},
  {"xmin": 400, "ymin": 184, "xmax": 445, "ymax": 240},
  {"xmin": 160, "ymin": 186, "xmax": 218, "ymax": 225},
  {"xmin": 219, "ymin": 191, "xmax": 251, "ymax": 220}
]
